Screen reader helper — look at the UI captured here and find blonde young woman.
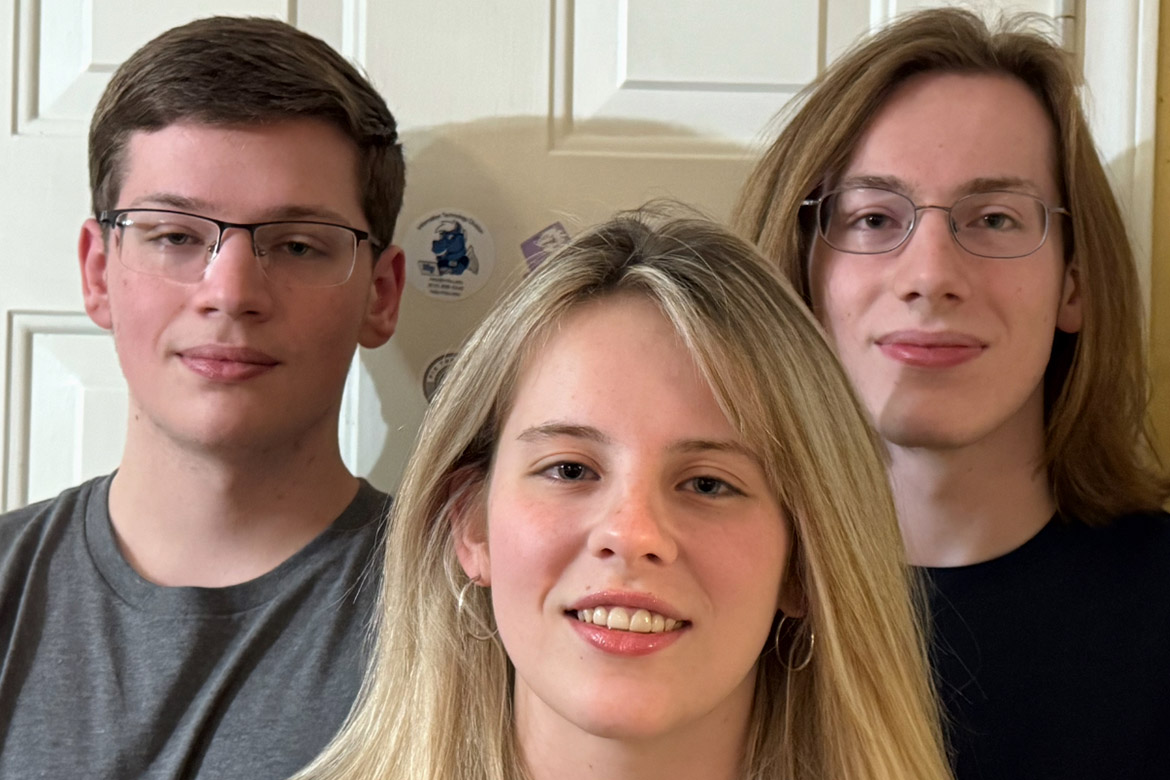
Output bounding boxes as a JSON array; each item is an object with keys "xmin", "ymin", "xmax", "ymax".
[
  {"xmin": 295, "ymin": 211, "xmax": 951, "ymax": 780},
  {"xmin": 734, "ymin": 8, "xmax": 1170, "ymax": 780}
]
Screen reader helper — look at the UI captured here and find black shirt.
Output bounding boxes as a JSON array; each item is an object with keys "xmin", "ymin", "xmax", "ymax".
[{"xmin": 925, "ymin": 511, "xmax": 1170, "ymax": 780}]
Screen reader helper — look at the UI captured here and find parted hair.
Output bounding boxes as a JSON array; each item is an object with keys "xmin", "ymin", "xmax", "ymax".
[
  {"xmin": 89, "ymin": 16, "xmax": 404, "ymax": 249},
  {"xmin": 732, "ymin": 8, "xmax": 1169, "ymax": 522},
  {"xmin": 294, "ymin": 208, "xmax": 952, "ymax": 780}
]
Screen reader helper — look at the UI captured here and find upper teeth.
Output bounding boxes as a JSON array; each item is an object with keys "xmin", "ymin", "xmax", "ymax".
[{"xmin": 576, "ymin": 606, "xmax": 680, "ymax": 633}]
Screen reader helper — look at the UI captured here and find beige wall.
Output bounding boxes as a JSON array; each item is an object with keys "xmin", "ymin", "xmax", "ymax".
[{"xmin": 1154, "ymin": 0, "xmax": 1170, "ymax": 459}]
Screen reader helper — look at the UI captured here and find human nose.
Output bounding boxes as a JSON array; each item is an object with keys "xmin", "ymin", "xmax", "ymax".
[
  {"xmin": 193, "ymin": 227, "xmax": 274, "ymax": 318},
  {"xmin": 890, "ymin": 207, "xmax": 972, "ymax": 304},
  {"xmin": 587, "ymin": 474, "xmax": 679, "ymax": 566}
]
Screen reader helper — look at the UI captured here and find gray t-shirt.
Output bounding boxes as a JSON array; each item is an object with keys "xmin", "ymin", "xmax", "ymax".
[{"xmin": 0, "ymin": 474, "xmax": 389, "ymax": 779}]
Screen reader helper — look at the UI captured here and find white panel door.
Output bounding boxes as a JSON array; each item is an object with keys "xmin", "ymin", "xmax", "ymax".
[{"xmin": 0, "ymin": 0, "xmax": 1157, "ymax": 510}]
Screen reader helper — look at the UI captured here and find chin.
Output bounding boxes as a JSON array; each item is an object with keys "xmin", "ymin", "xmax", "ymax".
[
  {"xmin": 877, "ymin": 417, "xmax": 987, "ymax": 451},
  {"xmin": 155, "ymin": 416, "xmax": 297, "ymax": 456},
  {"xmin": 871, "ymin": 395, "xmax": 990, "ymax": 451},
  {"xmin": 578, "ymin": 715, "xmax": 678, "ymax": 742},
  {"xmin": 563, "ymin": 699, "xmax": 684, "ymax": 742}
]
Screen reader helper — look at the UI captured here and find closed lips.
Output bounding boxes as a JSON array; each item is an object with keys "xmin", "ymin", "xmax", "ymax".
[
  {"xmin": 876, "ymin": 330, "xmax": 985, "ymax": 348},
  {"xmin": 180, "ymin": 345, "xmax": 279, "ymax": 364}
]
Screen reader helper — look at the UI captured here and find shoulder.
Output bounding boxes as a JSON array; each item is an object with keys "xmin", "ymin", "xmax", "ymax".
[
  {"xmin": 0, "ymin": 477, "xmax": 110, "ymax": 616},
  {"xmin": 1097, "ymin": 507, "xmax": 1170, "ymax": 533},
  {"xmin": 330, "ymin": 479, "xmax": 392, "ymax": 536},
  {"xmin": 1030, "ymin": 510, "xmax": 1170, "ymax": 603},
  {"xmin": 924, "ymin": 509, "xmax": 1170, "ymax": 604},
  {"xmin": 0, "ymin": 477, "xmax": 108, "ymax": 548},
  {"xmin": 1060, "ymin": 508, "xmax": 1170, "ymax": 557},
  {"xmin": 272, "ymin": 480, "xmax": 390, "ymax": 592}
]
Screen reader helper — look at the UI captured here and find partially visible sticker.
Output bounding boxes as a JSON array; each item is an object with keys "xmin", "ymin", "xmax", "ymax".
[
  {"xmin": 423, "ymin": 352, "xmax": 458, "ymax": 403},
  {"xmin": 405, "ymin": 209, "xmax": 495, "ymax": 300},
  {"xmin": 520, "ymin": 222, "xmax": 571, "ymax": 271}
]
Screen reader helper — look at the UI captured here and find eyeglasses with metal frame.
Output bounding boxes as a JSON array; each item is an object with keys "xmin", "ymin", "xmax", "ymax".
[
  {"xmin": 98, "ymin": 208, "xmax": 385, "ymax": 287},
  {"xmin": 801, "ymin": 187, "xmax": 1069, "ymax": 259}
]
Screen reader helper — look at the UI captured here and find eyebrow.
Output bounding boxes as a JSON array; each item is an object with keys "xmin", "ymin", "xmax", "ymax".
[
  {"xmin": 516, "ymin": 423, "xmax": 613, "ymax": 445},
  {"xmin": 836, "ymin": 174, "xmax": 1045, "ymax": 199},
  {"xmin": 958, "ymin": 176, "xmax": 1044, "ymax": 197},
  {"xmin": 669, "ymin": 438, "xmax": 759, "ymax": 463},
  {"xmin": 837, "ymin": 174, "xmax": 913, "ymax": 192},
  {"xmin": 126, "ymin": 192, "xmax": 355, "ymax": 224},
  {"xmin": 515, "ymin": 423, "xmax": 759, "ymax": 463}
]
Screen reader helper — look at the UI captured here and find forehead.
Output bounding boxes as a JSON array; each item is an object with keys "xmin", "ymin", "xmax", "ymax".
[
  {"xmin": 117, "ymin": 119, "xmax": 364, "ymax": 222},
  {"xmin": 840, "ymin": 71, "xmax": 1060, "ymax": 200},
  {"xmin": 502, "ymin": 297, "xmax": 722, "ymax": 427}
]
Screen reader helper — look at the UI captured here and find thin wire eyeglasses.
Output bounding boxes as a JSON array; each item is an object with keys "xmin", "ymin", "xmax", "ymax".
[
  {"xmin": 801, "ymin": 187, "xmax": 1069, "ymax": 259},
  {"xmin": 98, "ymin": 208, "xmax": 385, "ymax": 287}
]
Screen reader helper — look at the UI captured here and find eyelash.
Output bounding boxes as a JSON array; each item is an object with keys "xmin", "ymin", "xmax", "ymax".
[
  {"xmin": 539, "ymin": 462, "xmax": 742, "ymax": 497},
  {"xmin": 543, "ymin": 462, "xmax": 598, "ymax": 482},
  {"xmin": 682, "ymin": 476, "xmax": 741, "ymax": 497}
]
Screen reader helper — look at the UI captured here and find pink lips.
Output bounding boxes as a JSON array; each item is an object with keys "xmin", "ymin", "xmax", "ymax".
[
  {"xmin": 876, "ymin": 330, "xmax": 986, "ymax": 368},
  {"xmin": 567, "ymin": 590, "xmax": 685, "ymax": 621},
  {"xmin": 179, "ymin": 345, "xmax": 279, "ymax": 382},
  {"xmin": 570, "ymin": 620, "xmax": 686, "ymax": 656},
  {"xmin": 566, "ymin": 590, "xmax": 689, "ymax": 657}
]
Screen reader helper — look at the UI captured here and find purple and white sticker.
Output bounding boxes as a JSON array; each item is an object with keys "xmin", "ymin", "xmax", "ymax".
[{"xmin": 520, "ymin": 222, "xmax": 571, "ymax": 271}]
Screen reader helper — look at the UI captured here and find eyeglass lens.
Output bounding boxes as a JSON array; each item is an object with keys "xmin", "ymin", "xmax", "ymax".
[
  {"xmin": 818, "ymin": 188, "xmax": 1052, "ymax": 258},
  {"xmin": 112, "ymin": 210, "xmax": 359, "ymax": 286}
]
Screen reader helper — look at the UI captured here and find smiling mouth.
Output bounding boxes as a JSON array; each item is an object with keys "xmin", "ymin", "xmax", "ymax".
[{"xmin": 569, "ymin": 606, "xmax": 687, "ymax": 634}]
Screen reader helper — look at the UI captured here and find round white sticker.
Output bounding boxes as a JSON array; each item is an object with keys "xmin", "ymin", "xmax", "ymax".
[
  {"xmin": 404, "ymin": 209, "xmax": 495, "ymax": 300},
  {"xmin": 422, "ymin": 352, "xmax": 458, "ymax": 403}
]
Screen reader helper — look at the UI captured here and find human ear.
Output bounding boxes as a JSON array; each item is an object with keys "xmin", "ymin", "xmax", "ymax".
[
  {"xmin": 1056, "ymin": 262, "xmax": 1082, "ymax": 334},
  {"xmin": 79, "ymin": 219, "xmax": 113, "ymax": 331},
  {"xmin": 450, "ymin": 470, "xmax": 491, "ymax": 586},
  {"xmin": 358, "ymin": 245, "xmax": 405, "ymax": 348}
]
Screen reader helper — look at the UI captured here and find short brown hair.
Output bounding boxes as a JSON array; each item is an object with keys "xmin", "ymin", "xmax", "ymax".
[
  {"xmin": 733, "ymin": 8, "xmax": 1169, "ymax": 522},
  {"xmin": 89, "ymin": 16, "xmax": 405, "ymax": 249}
]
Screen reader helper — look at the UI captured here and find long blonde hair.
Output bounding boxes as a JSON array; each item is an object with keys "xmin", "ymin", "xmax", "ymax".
[
  {"xmin": 733, "ymin": 8, "xmax": 1169, "ymax": 521},
  {"xmin": 295, "ymin": 209, "xmax": 951, "ymax": 780}
]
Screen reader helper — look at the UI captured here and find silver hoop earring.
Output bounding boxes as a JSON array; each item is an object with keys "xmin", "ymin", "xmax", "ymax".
[
  {"xmin": 456, "ymin": 579, "xmax": 498, "ymax": 642},
  {"xmin": 773, "ymin": 613, "xmax": 814, "ymax": 671}
]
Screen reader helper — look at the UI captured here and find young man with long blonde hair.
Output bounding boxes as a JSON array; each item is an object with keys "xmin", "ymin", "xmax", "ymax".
[{"xmin": 735, "ymin": 9, "xmax": 1170, "ymax": 779}]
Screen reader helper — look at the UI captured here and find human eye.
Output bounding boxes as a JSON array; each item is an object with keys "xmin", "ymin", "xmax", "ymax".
[
  {"xmin": 831, "ymin": 190, "xmax": 910, "ymax": 234},
  {"xmin": 849, "ymin": 211, "xmax": 902, "ymax": 231},
  {"xmin": 137, "ymin": 222, "xmax": 205, "ymax": 250},
  {"xmin": 958, "ymin": 195, "xmax": 1030, "ymax": 233},
  {"xmin": 968, "ymin": 210, "xmax": 1021, "ymax": 232},
  {"xmin": 680, "ymin": 475, "xmax": 743, "ymax": 498},
  {"xmin": 538, "ymin": 461, "xmax": 599, "ymax": 483},
  {"xmin": 260, "ymin": 224, "xmax": 339, "ymax": 261},
  {"xmin": 266, "ymin": 235, "xmax": 330, "ymax": 260}
]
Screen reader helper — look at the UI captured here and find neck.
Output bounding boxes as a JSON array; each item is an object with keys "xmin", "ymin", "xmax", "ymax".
[
  {"xmin": 516, "ymin": 689, "xmax": 749, "ymax": 780},
  {"xmin": 109, "ymin": 410, "xmax": 359, "ymax": 587},
  {"xmin": 888, "ymin": 407, "xmax": 1055, "ymax": 568}
]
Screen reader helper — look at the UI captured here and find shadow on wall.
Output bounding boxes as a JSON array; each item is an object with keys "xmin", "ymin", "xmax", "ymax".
[{"xmin": 359, "ymin": 114, "xmax": 753, "ymax": 493}]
